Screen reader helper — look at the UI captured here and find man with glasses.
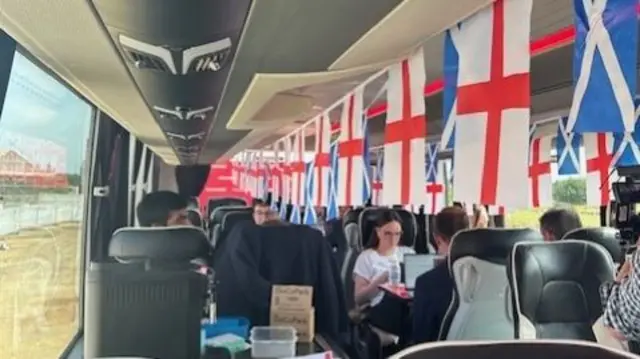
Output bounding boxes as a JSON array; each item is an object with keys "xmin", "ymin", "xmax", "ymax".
[{"xmin": 252, "ymin": 199, "xmax": 271, "ymax": 225}]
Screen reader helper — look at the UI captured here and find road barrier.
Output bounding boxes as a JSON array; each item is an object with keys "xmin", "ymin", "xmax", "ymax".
[{"xmin": 0, "ymin": 201, "xmax": 82, "ymax": 236}]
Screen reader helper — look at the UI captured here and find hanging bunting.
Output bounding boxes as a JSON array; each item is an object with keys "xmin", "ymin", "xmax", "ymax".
[
  {"xmin": 527, "ymin": 135, "xmax": 553, "ymax": 208},
  {"xmin": 612, "ymin": 98, "xmax": 640, "ymax": 166},
  {"xmin": 326, "ymin": 142, "xmax": 340, "ymax": 220},
  {"xmin": 304, "ymin": 162, "xmax": 317, "ymax": 225},
  {"xmin": 290, "ymin": 130, "xmax": 306, "ymax": 206},
  {"xmin": 450, "ymin": 0, "xmax": 532, "ymax": 208},
  {"xmin": 567, "ymin": 0, "xmax": 638, "ymax": 133},
  {"xmin": 313, "ymin": 114, "xmax": 331, "ymax": 206},
  {"xmin": 382, "ymin": 48, "xmax": 428, "ymax": 206},
  {"xmin": 556, "ymin": 117, "xmax": 582, "ymax": 175},
  {"xmin": 425, "ymin": 143, "xmax": 445, "ymax": 215},
  {"xmin": 584, "ymin": 133, "xmax": 618, "ymax": 206},
  {"xmin": 337, "ymin": 87, "xmax": 367, "ymax": 206}
]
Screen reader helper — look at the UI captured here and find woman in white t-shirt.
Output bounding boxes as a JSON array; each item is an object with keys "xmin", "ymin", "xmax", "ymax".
[{"xmin": 353, "ymin": 209, "xmax": 415, "ymax": 307}]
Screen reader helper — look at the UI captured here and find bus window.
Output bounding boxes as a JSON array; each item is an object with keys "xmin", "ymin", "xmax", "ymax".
[{"xmin": 0, "ymin": 52, "xmax": 93, "ymax": 358}]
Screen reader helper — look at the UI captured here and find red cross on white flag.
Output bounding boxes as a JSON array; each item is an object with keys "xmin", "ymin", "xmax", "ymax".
[
  {"xmin": 371, "ymin": 165, "xmax": 383, "ymax": 206},
  {"xmin": 313, "ymin": 114, "xmax": 331, "ymax": 206},
  {"xmin": 337, "ymin": 87, "xmax": 366, "ymax": 206},
  {"xmin": 528, "ymin": 136, "xmax": 553, "ymax": 208},
  {"xmin": 425, "ymin": 161, "xmax": 446, "ymax": 215},
  {"xmin": 451, "ymin": 0, "xmax": 532, "ymax": 209},
  {"xmin": 584, "ymin": 133, "xmax": 618, "ymax": 206},
  {"xmin": 382, "ymin": 49, "xmax": 428, "ymax": 206},
  {"xmin": 270, "ymin": 143, "xmax": 283, "ymax": 200},
  {"xmin": 290, "ymin": 130, "xmax": 306, "ymax": 206}
]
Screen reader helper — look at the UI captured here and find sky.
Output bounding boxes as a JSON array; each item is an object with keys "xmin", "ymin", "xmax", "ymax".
[{"xmin": 0, "ymin": 52, "xmax": 93, "ymax": 175}]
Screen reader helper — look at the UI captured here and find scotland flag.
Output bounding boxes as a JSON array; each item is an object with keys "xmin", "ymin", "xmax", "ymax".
[
  {"xmin": 556, "ymin": 117, "xmax": 582, "ymax": 175},
  {"xmin": 441, "ymin": 25, "xmax": 460, "ymax": 150},
  {"xmin": 289, "ymin": 204, "xmax": 301, "ymax": 224},
  {"xmin": 567, "ymin": 0, "xmax": 638, "ymax": 133},
  {"xmin": 425, "ymin": 142, "xmax": 438, "ymax": 183},
  {"xmin": 613, "ymin": 98, "xmax": 640, "ymax": 166},
  {"xmin": 326, "ymin": 143, "xmax": 339, "ymax": 220},
  {"xmin": 279, "ymin": 198, "xmax": 288, "ymax": 220},
  {"xmin": 303, "ymin": 162, "xmax": 317, "ymax": 225}
]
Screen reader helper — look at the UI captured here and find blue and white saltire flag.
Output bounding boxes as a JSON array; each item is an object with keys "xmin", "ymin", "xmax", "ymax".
[
  {"xmin": 425, "ymin": 142, "xmax": 439, "ymax": 183},
  {"xmin": 441, "ymin": 25, "xmax": 461, "ymax": 150},
  {"xmin": 567, "ymin": 0, "xmax": 638, "ymax": 133},
  {"xmin": 556, "ymin": 117, "xmax": 582, "ymax": 175},
  {"xmin": 326, "ymin": 142, "xmax": 340, "ymax": 220},
  {"xmin": 289, "ymin": 204, "xmax": 301, "ymax": 224},
  {"xmin": 303, "ymin": 162, "xmax": 317, "ymax": 225},
  {"xmin": 279, "ymin": 198, "xmax": 288, "ymax": 220},
  {"xmin": 613, "ymin": 98, "xmax": 640, "ymax": 166},
  {"xmin": 362, "ymin": 115, "xmax": 372, "ymax": 203}
]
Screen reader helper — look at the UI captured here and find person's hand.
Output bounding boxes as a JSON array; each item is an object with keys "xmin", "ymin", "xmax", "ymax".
[
  {"xmin": 372, "ymin": 272, "xmax": 389, "ymax": 286},
  {"xmin": 616, "ymin": 260, "xmax": 632, "ymax": 283}
]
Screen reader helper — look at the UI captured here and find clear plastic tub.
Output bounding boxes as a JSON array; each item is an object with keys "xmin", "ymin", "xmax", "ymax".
[{"xmin": 250, "ymin": 326, "xmax": 297, "ymax": 358}]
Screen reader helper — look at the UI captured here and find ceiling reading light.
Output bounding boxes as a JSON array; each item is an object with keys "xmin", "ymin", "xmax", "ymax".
[
  {"xmin": 182, "ymin": 38, "xmax": 232, "ymax": 74},
  {"xmin": 119, "ymin": 34, "xmax": 177, "ymax": 74},
  {"xmin": 166, "ymin": 131, "xmax": 206, "ymax": 141},
  {"xmin": 153, "ymin": 106, "xmax": 214, "ymax": 121}
]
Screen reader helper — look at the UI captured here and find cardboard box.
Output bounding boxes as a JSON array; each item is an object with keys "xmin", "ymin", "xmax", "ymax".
[
  {"xmin": 270, "ymin": 285, "xmax": 315, "ymax": 342},
  {"xmin": 271, "ymin": 285, "xmax": 312, "ymax": 311},
  {"xmin": 270, "ymin": 308, "xmax": 315, "ymax": 343}
]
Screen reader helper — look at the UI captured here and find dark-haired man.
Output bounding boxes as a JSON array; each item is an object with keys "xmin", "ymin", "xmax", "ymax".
[
  {"xmin": 137, "ymin": 191, "xmax": 190, "ymax": 227},
  {"xmin": 539, "ymin": 207, "xmax": 583, "ymax": 241},
  {"xmin": 252, "ymin": 199, "xmax": 270, "ymax": 225},
  {"xmin": 412, "ymin": 206, "xmax": 470, "ymax": 343}
]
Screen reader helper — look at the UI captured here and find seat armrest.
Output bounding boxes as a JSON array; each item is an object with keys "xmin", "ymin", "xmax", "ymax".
[{"xmin": 316, "ymin": 333, "xmax": 350, "ymax": 359}]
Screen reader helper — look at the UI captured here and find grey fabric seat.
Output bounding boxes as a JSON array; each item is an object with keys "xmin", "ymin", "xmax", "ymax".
[
  {"xmin": 343, "ymin": 208, "xmax": 364, "ymax": 251},
  {"xmin": 439, "ymin": 228, "xmax": 542, "ymax": 340}
]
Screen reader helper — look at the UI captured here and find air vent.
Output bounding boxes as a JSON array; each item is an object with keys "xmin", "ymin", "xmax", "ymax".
[
  {"xmin": 183, "ymin": 38, "xmax": 232, "ymax": 74},
  {"xmin": 154, "ymin": 106, "xmax": 214, "ymax": 121},
  {"xmin": 119, "ymin": 34, "xmax": 177, "ymax": 74},
  {"xmin": 166, "ymin": 131, "xmax": 206, "ymax": 141}
]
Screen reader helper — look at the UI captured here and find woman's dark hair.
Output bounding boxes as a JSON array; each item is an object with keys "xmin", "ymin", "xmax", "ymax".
[{"xmin": 367, "ymin": 209, "xmax": 403, "ymax": 249}]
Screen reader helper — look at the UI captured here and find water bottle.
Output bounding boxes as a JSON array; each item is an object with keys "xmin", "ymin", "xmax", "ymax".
[{"xmin": 389, "ymin": 255, "xmax": 401, "ymax": 286}]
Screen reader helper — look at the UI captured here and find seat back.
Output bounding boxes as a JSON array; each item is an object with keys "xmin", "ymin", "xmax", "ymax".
[
  {"xmin": 209, "ymin": 206, "xmax": 251, "ymax": 238},
  {"xmin": 86, "ymin": 227, "xmax": 209, "ymax": 359},
  {"xmin": 562, "ymin": 227, "xmax": 623, "ymax": 263},
  {"xmin": 509, "ymin": 240, "xmax": 615, "ymax": 340},
  {"xmin": 343, "ymin": 208, "xmax": 364, "ymax": 250},
  {"xmin": 186, "ymin": 209, "xmax": 203, "ymax": 229},
  {"xmin": 359, "ymin": 207, "xmax": 417, "ymax": 249},
  {"xmin": 341, "ymin": 246, "xmax": 361, "ymax": 311},
  {"xmin": 207, "ymin": 197, "xmax": 248, "ymax": 219},
  {"xmin": 440, "ymin": 228, "xmax": 542, "ymax": 340},
  {"xmin": 325, "ymin": 218, "xmax": 348, "ymax": 269},
  {"xmin": 390, "ymin": 340, "xmax": 638, "ymax": 359}
]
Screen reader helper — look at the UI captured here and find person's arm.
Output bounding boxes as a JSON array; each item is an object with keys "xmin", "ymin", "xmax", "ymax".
[
  {"xmin": 352, "ymin": 252, "xmax": 387, "ymax": 306},
  {"xmin": 603, "ymin": 254, "xmax": 640, "ymax": 340}
]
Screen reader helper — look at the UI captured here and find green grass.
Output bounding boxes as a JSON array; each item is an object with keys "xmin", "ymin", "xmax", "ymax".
[{"xmin": 505, "ymin": 205, "xmax": 601, "ymax": 229}]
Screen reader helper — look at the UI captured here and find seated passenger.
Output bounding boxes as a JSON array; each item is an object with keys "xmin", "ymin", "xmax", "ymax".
[
  {"xmin": 412, "ymin": 206, "xmax": 470, "ymax": 344},
  {"xmin": 252, "ymin": 199, "xmax": 270, "ymax": 225},
  {"xmin": 137, "ymin": 191, "xmax": 190, "ymax": 227},
  {"xmin": 539, "ymin": 207, "xmax": 582, "ymax": 241},
  {"xmin": 353, "ymin": 209, "xmax": 415, "ymax": 308},
  {"xmin": 472, "ymin": 204, "xmax": 489, "ymax": 228}
]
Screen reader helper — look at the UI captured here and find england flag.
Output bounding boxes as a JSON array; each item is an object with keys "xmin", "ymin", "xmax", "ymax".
[
  {"xmin": 567, "ymin": 0, "xmax": 638, "ymax": 133},
  {"xmin": 290, "ymin": 130, "xmax": 306, "ymax": 206},
  {"xmin": 528, "ymin": 135, "xmax": 553, "ymax": 208},
  {"xmin": 337, "ymin": 87, "xmax": 367, "ymax": 206},
  {"xmin": 313, "ymin": 114, "xmax": 331, "ymax": 206},
  {"xmin": 450, "ymin": 0, "xmax": 532, "ymax": 209},
  {"xmin": 382, "ymin": 49, "xmax": 428, "ymax": 206},
  {"xmin": 584, "ymin": 132, "xmax": 618, "ymax": 206}
]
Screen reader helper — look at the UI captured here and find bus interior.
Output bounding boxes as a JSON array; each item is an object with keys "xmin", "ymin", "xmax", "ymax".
[{"xmin": 0, "ymin": 0, "xmax": 639, "ymax": 358}]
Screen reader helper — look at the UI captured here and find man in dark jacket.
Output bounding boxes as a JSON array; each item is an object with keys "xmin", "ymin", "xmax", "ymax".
[{"xmin": 412, "ymin": 206, "xmax": 470, "ymax": 343}]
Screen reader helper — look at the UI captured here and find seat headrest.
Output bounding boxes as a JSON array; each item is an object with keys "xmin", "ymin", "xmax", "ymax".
[
  {"xmin": 450, "ymin": 228, "xmax": 542, "ymax": 266},
  {"xmin": 211, "ymin": 205, "xmax": 251, "ymax": 224},
  {"xmin": 208, "ymin": 197, "xmax": 247, "ymax": 209},
  {"xmin": 221, "ymin": 211, "xmax": 253, "ymax": 232},
  {"xmin": 187, "ymin": 209, "xmax": 203, "ymax": 227},
  {"xmin": 511, "ymin": 240, "xmax": 615, "ymax": 282},
  {"xmin": 562, "ymin": 227, "xmax": 623, "ymax": 262},
  {"xmin": 187, "ymin": 196, "xmax": 200, "ymax": 210},
  {"xmin": 359, "ymin": 207, "xmax": 417, "ymax": 248},
  {"xmin": 109, "ymin": 226, "xmax": 211, "ymax": 262},
  {"xmin": 342, "ymin": 208, "xmax": 364, "ymax": 226}
]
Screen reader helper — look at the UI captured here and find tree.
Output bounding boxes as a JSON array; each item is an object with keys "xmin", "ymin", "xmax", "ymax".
[{"xmin": 553, "ymin": 177, "xmax": 587, "ymax": 205}]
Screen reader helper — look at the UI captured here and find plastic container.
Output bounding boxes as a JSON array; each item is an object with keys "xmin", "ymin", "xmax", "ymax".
[
  {"xmin": 201, "ymin": 316, "xmax": 250, "ymax": 340},
  {"xmin": 389, "ymin": 255, "xmax": 401, "ymax": 285},
  {"xmin": 250, "ymin": 326, "xmax": 297, "ymax": 358}
]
